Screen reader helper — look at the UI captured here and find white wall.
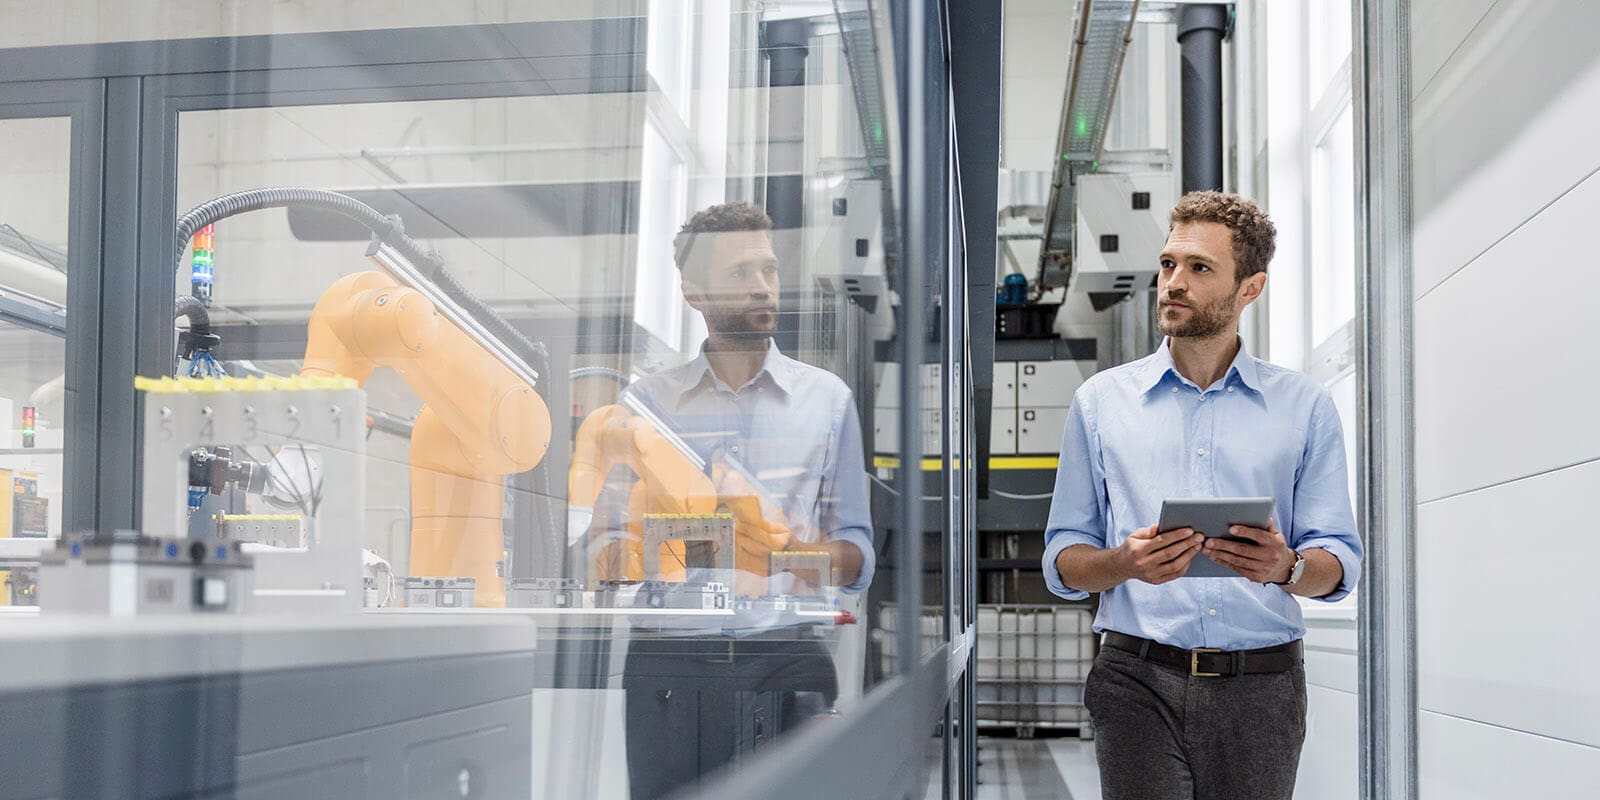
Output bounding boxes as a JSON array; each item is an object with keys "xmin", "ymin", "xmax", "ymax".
[
  {"xmin": 1000, "ymin": 0, "xmax": 1073, "ymax": 172},
  {"xmin": 1410, "ymin": 2, "xmax": 1600, "ymax": 797}
]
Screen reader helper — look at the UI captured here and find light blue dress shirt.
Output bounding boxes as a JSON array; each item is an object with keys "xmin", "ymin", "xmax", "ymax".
[
  {"xmin": 1041, "ymin": 338, "xmax": 1363, "ymax": 650},
  {"xmin": 592, "ymin": 340, "xmax": 876, "ymax": 597}
]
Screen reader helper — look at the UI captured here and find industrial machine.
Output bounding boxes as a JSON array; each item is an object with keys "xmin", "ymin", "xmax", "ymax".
[
  {"xmin": 138, "ymin": 374, "xmax": 366, "ymax": 612},
  {"xmin": 1070, "ymin": 172, "xmax": 1177, "ymax": 307},
  {"xmin": 401, "ymin": 576, "xmax": 476, "ymax": 609},
  {"xmin": 814, "ymin": 178, "xmax": 893, "ymax": 340},
  {"xmin": 2, "ymin": 567, "xmax": 35, "ymax": 606},
  {"xmin": 171, "ymin": 189, "xmax": 554, "ymax": 608},
  {"xmin": 10, "ymin": 473, "xmax": 47, "ymax": 538},
  {"xmin": 504, "ymin": 576, "xmax": 581, "ymax": 608},
  {"xmin": 569, "ymin": 398, "xmax": 832, "ymax": 603},
  {"xmin": 159, "ymin": 188, "xmax": 829, "ymax": 614},
  {"xmin": 39, "ymin": 532, "xmax": 254, "ymax": 615}
]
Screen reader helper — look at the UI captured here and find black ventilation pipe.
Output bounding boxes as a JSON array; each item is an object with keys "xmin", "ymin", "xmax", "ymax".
[
  {"xmin": 761, "ymin": 18, "xmax": 810, "ymax": 232},
  {"xmin": 1177, "ymin": 4, "xmax": 1229, "ymax": 194}
]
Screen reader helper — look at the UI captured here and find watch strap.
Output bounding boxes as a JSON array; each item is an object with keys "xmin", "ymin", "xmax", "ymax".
[{"xmin": 1273, "ymin": 550, "xmax": 1306, "ymax": 586}]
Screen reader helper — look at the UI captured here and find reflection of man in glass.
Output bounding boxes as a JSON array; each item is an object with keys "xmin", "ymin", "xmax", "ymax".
[{"xmin": 590, "ymin": 202, "xmax": 874, "ymax": 800}]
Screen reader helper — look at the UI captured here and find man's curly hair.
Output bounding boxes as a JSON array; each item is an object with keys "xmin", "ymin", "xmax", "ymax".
[
  {"xmin": 672, "ymin": 202, "xmax": 773, "ymax": 276},
  {"xmin": 1168, "ymin": 191, "xmax": 1276, "ymax": 284}
]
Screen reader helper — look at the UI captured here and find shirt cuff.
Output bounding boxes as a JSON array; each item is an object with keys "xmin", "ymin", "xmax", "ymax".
[
  {"xmin": 827, "ymin": 528, "xmax": 875, "ymax": 595},
  {"xmin": 1299, "ymin": 537, "xmax": 1362, "ymax": 602},
  {"xmin": 1041, "ymin": 531, "xmax": 1102, "ymax": 601}
]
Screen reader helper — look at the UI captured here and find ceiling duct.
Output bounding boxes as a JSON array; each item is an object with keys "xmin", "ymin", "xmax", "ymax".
[
  {"xmin": 1037, "ymin": 0, "xmax": 1141, "ymax": 289},
  {"xmin": 835, "ymin": 3, "xmax": 899, "ymax": 257}
]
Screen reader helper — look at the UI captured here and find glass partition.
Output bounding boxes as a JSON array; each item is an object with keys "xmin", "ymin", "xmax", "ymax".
[
  {"xmin": 0, "ymin": 116, "xmax": 72, "ymax": 607},
  {"xmin": 0, "ymin": 0, "xmax": 981, "ymax": 795}
]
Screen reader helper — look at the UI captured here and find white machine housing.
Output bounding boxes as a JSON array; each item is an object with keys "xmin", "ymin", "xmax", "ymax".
[
  {"xmin": 813, "ymin": 179, "xmax": 894, "ymax": 340},
  {"xmin": 1071, "ymin": 172, "xmax": 1177, "ymax": 295},
  {"xmin": 139, "ymin": 378, "xmax": 366, "ymax": 613},
  {"xmin": 39, "ymin": 535, "xmax": 255, "ymax": 615},
  {"xmin": 814, "ymin": 179, "xmax": 886, "ymax": 303}
]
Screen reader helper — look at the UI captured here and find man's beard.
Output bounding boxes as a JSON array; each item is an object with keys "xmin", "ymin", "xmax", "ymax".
[
  {"xmin": 1157, "ymin": 291, "xmax": 1235, "ymax": 339},
  {"xmin": 705, "ymin": 307, "xmax": 777, "ymax": 345}
]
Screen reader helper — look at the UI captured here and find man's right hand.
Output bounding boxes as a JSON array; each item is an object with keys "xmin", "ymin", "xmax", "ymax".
[{"xmin": 1117, "ymin": 525, "xmax": 1205, "ymax": 585}]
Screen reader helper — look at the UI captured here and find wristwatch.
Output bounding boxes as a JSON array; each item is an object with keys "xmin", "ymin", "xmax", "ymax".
[{"xmin": 1273, "ymin": 551, "xmax": 1307, "ymax": 587}]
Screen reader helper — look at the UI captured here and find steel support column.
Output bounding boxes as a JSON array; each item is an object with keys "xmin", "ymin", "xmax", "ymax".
[{"xmin": 1354, "ymin": 1, "xmax": 1418, "ymax": 799}]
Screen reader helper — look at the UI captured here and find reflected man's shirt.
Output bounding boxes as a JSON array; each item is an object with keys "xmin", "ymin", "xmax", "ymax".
[
  {"xmin": 591, "ymin": 339, "xmax": 875, "ymax": 606},
  {"xmin": 1041, "ymin": 337, "xmax": 1364, "ymax": 650}
]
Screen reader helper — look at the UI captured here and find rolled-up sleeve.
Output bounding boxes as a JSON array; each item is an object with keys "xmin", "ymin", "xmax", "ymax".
[
  {"xmin": 1290, "ymin": 391, "xmax": 1365, "ymax": 602},
  {"xmin": 1041, "ymin": 389, "xmax": 1108, "ymax": 601},
  {"xmin": 821, "ymin": 392, "xmax": 875, "ymax": 594}
]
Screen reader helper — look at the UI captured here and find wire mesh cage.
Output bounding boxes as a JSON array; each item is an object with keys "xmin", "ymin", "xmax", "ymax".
[{"xmin": 879, "ymin": 602, "xmax": 1098, "ymax": 736}]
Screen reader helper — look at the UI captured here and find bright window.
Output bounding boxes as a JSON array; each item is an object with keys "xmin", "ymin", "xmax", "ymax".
[{"xmin": 1310, "ymin": 103, "xmax": 1355, "ymax": 346}]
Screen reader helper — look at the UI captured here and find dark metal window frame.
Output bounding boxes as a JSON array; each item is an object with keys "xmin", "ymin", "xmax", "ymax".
[{"xmin": 0, "ymin": 79, "xmax": 105, "ymax": 535}]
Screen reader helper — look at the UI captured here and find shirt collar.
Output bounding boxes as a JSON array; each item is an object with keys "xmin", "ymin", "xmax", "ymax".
[
  {"xmin": 679, "ymin": 338, "xmax": 795, "ymax": 401},
  {"xmin": 1141, "ymin": 336, "xmax": 1263, "ymax": 396}
]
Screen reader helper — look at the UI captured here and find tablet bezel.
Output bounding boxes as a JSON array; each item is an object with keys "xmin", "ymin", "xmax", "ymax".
[{"xmin": 1156, "ymin": 497, "xmax": 1276, "ymax": 579}]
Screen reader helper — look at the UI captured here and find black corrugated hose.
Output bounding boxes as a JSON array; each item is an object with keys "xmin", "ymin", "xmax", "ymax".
[
  {"xmin": 173, "ymin": 293, "xmax": 210, "ymax": 335},
  {"xmin": 173, "ymin": 187, "xmax": 550, "ymax": 381},
  {"xmin": 174, "ymin": 188, "xmax": 561, "ymax": 568}
]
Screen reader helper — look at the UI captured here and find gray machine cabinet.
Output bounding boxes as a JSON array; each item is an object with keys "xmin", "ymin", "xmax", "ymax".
[
  {"xmin": 1016, "ymin": 407, "xmax": 1071, "ymax": 454},
  {"xmin": 0, "ymin": 649, "xmax": 535, "ymax": 800},
  {"xmin": 235, "ymin": 696, "xmax": 531, "ymax": 800},
  {"xmin": 1015, "ymin": 360, "xmax": 1092, "ymax": 407},
  {"xmin": 991, "ymin": 408, "xmax": 1018, "ymax": 455}
]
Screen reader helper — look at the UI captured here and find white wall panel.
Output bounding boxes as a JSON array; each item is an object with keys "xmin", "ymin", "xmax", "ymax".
[
  {"xmin": 1409, "ymin": 0, "xmax": 1498, "ymax": 100},
  {"xmin": 1420, "ymin": 712, "xmax": 1600, "ymax": 800},
  {"xmin": 1302, "ymin": 611, "xmax": 1357, "ymax": 695},
  {"xmin": 1293, "ymin": 685, "xmax": 1358, "ymax": 800},
  {"xmin": 1411, "ymin": 1, "xmax": 1600, "ymax": 297},
  {"xmin": 1417, "ymin": 461, "xmax": 1600, "ymax": 748},
  {"xmin": 1413, "ymin": 169, "xmax": 1600, "ymax": 502},
  {"xmin": 1412, "ymin": 5, "xmax": 1600, "ymax": 796}
]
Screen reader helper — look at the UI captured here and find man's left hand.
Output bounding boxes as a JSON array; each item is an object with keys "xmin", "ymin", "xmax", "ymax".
[{"xmin": 1203, "ymin": 521, "xmax": 1295, "ymax": 584}]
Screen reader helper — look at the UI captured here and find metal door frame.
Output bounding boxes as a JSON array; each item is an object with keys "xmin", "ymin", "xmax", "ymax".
[{"xmin": 0, "ymin": 78, "xmax": 105, "ymax": 535}]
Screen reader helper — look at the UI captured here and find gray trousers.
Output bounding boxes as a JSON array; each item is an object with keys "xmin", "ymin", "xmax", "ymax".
[{"xmin": 1083, "ymin": 641, "xmax": 1308, "ymax": 800}]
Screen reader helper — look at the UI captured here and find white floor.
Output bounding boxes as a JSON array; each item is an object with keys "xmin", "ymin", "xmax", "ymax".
[
  {"xmin": 928, "ymin": 737, "xmax": 1100, "ymax": 800},
  {"xmin": 1041, "ymin": 739, "xmax": 1100, "ymax": 800}
]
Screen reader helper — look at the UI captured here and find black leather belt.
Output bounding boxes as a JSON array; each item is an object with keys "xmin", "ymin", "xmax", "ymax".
[{"xmin": 1103, "ymin": 631, "xmax": 1303, "ymax": 677}]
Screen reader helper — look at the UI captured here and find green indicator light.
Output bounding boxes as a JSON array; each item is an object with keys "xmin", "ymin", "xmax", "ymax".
[
  {"xmin": 1076, "ymin": 116, "xmax": 1089, "ymax": 138},
  {"xmin": 1092, "ymin": 160, "xmax": 1099, "ymax": 172},
  {"xmin": 1062, "ymin": 153, "xmax": 1070, "ymax": 161}
]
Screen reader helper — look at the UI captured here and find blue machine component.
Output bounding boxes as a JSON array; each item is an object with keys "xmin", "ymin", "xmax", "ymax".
[{"xmin": 998, "ymin": 273, "xmax": 1029, "ymax": 305}]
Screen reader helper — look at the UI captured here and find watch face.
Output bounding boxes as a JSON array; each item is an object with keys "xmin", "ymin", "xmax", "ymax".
[{"xmin": 1289, "ymin": 554, "xmax": 1307, "ymax": 584}]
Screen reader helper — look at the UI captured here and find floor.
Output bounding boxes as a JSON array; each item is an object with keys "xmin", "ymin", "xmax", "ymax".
[
  {"xmin": 926, "ymin": 737, "xmax": 1102, "ymax": 799},
  {"xmin": 979, "ymin": 738, "xmax": 1100, "ymax": 800}
]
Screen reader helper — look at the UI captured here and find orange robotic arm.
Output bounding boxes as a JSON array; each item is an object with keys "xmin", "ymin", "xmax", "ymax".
[
  {"xmin": 570, "ymin": 403, "xmax": 796, "ymax": 591},
  {"xmin": 302, "ymin": 270, "xmax": 552, "ymax": 606},
  {"xmin": 570, "ymin": 404, "xmax": 718, "ymax": 582}
]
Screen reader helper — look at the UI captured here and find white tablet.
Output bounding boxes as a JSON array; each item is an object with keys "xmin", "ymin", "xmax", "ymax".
[{"xmin": 1157, "ymin": 497, "xmax": 1276, "ymax": 579}]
